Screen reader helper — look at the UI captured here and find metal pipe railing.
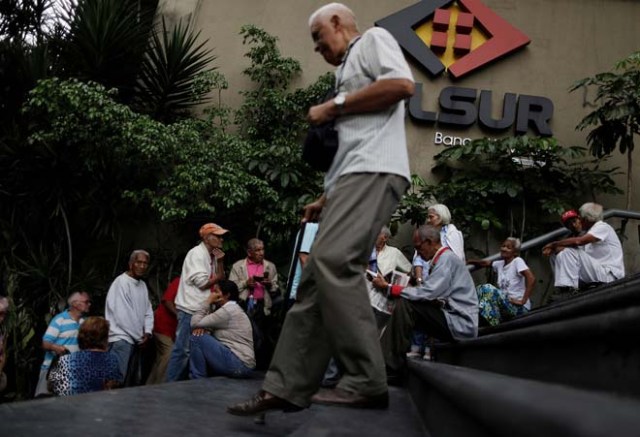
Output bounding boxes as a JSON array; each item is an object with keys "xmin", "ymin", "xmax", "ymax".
[{"xmin": 470, "ymin": 209, "xmax": 640, "ymax": 269}]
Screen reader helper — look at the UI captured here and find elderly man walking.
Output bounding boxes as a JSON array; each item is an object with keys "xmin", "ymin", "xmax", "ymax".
[
  {"xmin": 166, "ymin": 222, "xmax": 228, "ymax": 381},
  {"xmin": 105, "ymin": 250, "xmax": 154, "ymax": 384},
  {"xmin": 228, "ymin": 2, "xmax": 414, "ymax": 415}
]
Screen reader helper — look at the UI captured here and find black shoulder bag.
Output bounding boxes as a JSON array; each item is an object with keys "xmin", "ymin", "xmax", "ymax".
[{"xmin": 302, "ymin": 37, "xmax": 361, "ymax": 172}]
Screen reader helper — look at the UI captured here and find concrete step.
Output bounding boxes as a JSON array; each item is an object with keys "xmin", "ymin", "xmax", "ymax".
[
  {"xmin": 407, "ymin": 360, "xmax": 640, "ymax": 437},
  {"xmin": 480, "ymin": 273, "xmax": 640, "ymax": 336},
  {"xmin": 0, "ymin": 376, "xmax": 427, "ymax": 437},
  {"xmin": 434, "ymin": 303, "xmax": 640, "ymax": 397}
]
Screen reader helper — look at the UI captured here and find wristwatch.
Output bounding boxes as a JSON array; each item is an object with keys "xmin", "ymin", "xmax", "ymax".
[{"xmin": 333, "ymin": 92, "xmax": 347, "ymax": 112}]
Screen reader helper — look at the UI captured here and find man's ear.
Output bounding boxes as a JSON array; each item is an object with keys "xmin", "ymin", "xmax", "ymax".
[{"xmin": 330, "ymin": 14, "xmax": 340, "ymax": 29}]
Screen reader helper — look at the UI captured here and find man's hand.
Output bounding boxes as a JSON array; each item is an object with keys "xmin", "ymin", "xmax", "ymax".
[
  {"xmin": 508, "ymin": 297, "xmax": 524, "ymax": 306},
  {"xmin": 138, "ymin": 333, "xmax": 152, "ymax": 348},
  {"xmin": 371, "ymin": 273, "xmax": 388, "ymax": 290},
  {"xmin": 542, "ymin": 243, "xmax": 555, "ymax": 257},
  {"xmin": 302, "ymin": 195, "xmax": 326, "ymax": 223},
  {"xmin": 206, "ymin": 291, "xmax": 218, "ymax": 306},
  {"xmin": 211, "ymin": 248, "xmax": 225, "ymax": 260},
  {"xmin": 192, "ymin": 328, "xmax": 206, "ymax": 337},
  {"xmin": 308, "ymin": 100, "xmax": 338, "ymax": 125},
  {"xmin": 246, "ymin": 276, "xmax": 256, "ymax": 289},
  {"xmin": 261, "ymin": 278, "xmax": 273, "ymax": 289},
  {"xmin": 54, "ymin": 345, "xmax": 69, "ymax": 356}
]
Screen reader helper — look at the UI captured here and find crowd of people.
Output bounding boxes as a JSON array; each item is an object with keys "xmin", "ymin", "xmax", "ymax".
[{"xmin": 0, "ymin": 4, "xmax": 628, "ymax": 421}]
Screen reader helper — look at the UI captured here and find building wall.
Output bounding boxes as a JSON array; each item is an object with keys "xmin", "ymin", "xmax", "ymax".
[{"xmin": 183, "ymin": 0, "xmax": 639, "ymax": 281}]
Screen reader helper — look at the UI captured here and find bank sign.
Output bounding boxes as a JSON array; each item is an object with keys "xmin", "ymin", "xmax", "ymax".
[{"xmin": 376, "ymin": 0, "xmax": 554, "ymax": 138}]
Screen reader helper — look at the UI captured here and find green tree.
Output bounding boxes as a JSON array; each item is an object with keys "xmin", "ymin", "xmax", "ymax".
[
  {"xmin": 135, "ymin": 18, "xmax": 217, "ymax": 121},
  {"xmin": 233, "ymin": 25, "xmax": 330, "ymax": 240},
  {"xmin": 571, "ymin": 51, "xmax": 640, "ymax": 211}
]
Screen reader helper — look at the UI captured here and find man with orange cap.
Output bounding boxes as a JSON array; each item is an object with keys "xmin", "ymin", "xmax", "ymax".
[{"xmin": 166, "ymin": 222, "xmax": 229, "ymax": 381}]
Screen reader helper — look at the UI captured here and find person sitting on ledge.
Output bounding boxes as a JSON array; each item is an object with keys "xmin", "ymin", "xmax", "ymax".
[
  {"xmin": 189, "ymin": 280, "xmax": 255, "ymax": 379},
  {"xmin": 559, "ymin": 209, "xmax": 585, "ymax": 239},
  {"xmin": 375, "ymin": 225, "xmax": 478, "ymax": 380},
  {"xmin": 542, "ymin": 202, "xmax": 624, "ymax": 296},
  {"xmin": 468, "ymin": 237, "xmax": 536, "ymax": 326},
  {"xmin": 48, "ymin": 317, "xmax": 121, "ymax": 396}
]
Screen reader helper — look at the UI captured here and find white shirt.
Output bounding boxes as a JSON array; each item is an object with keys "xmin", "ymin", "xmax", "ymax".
[
  {"xmin": 175, "ymin": 242, "xmax": 218, "ymax": 314},
  {"xmin": 585, "ymin": 221, "xmax": 625, "ymax": 279},
  {"xmin": 106, "ymin": 273, "xmax": 154, "ymax": 344},
  {"xmin": 368, "ymin": 244, "xmax": 412, "ymax": 314},
  {"xmin": 325, "ymin": 27, "xmax": 413, "ymax": 196},
  {"xmin": 492, "ymin": 257, "xmax": 531, "ymax": 310}
]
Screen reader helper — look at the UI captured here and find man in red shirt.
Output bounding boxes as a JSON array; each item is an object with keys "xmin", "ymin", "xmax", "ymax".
[{"xmin": 146, "ymin": 277, "xmax": 180, "ymax": 384}]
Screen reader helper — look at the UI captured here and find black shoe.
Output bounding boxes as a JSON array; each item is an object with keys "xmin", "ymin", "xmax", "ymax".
[
  {"xmin": 311, "ymin": 387, "xmax": 389, "ymax": 409},
  {"xmin": 550, "ymin": 286, "xmax": 579, "ymax": 303},
  {"xmin": 227, "ymin": 390, "xmax": 303, "ymax": 416},
  {"xmin": 579, "ymin": 281, "xmax": 604, "ymax": 291}
]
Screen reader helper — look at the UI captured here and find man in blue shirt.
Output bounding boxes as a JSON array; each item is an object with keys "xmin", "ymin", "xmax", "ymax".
[{"xmin": 34, "ymin": 291, "xmax": 91, "ymax": 397}]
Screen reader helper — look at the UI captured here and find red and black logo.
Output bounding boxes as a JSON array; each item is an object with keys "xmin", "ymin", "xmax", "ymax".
[{"xmin": 376, "ymin": 0, "xmax": 530, "ymax": 79}]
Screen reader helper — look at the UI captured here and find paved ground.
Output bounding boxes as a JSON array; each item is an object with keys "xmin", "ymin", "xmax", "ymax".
[{"xmin": 0, "ymin": 377, "xmax": 427, "ymax": 436}]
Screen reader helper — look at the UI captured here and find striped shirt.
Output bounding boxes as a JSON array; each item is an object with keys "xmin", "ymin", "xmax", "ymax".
[
  {"xmin": 41, "ymin": 310, "xmax": 84, "ymax": 369},
  {"xmin": 324, "ymin": 27, "xmax": 413, "ymax": 196}
]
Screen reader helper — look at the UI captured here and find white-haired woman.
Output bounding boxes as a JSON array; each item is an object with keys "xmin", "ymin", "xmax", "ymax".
[
  {"xmin": 468, "ymin": 237, "xmax": 535, "ymax": 326},
  {"xmin": 413, "ymin": 204, "xmax": 465, "ymax": 281}
]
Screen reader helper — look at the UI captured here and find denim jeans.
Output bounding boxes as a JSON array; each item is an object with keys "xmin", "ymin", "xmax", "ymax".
[
  {"xmin": 189, "ymin": 334, "xmax": 253, "ymax": 379},
  {"xmin": 165, "ymin": 310, "xmax": 192, "ymax": 382},
  {"xmin": 108, "ymin": 340, "xmax": 133, "ymax": 382}
]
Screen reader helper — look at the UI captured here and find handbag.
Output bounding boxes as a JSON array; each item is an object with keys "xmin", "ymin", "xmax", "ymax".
[
  {"xmin": 302, "ymin": 36, "xmax": 361, "ymax": 172},
  {"xmin": 302, "ymin": 89, "xmax": 339, "ymax": 172}
]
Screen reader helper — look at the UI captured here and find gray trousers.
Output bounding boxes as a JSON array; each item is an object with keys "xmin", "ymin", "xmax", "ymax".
[{"xmin": 263, "ymin": 173, "xmax": 408, "ymax": 407}]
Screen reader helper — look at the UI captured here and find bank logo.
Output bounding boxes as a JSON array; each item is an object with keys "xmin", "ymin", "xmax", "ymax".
[{"xmin": 376, "ymin": 0, "xmax": 530, "ymax": 79}]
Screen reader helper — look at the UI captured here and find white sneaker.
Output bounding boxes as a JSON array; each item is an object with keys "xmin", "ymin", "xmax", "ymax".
[
  {"xmin": 406, "ymin": 351, "xmax": 421, "ymax": 358},
  {"xmin": 422, "ymin": 348, "xmax": 431, "ymax": 361}
]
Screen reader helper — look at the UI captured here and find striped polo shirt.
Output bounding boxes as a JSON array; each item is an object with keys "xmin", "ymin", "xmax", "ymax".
[
  {"xmin": 41, "ymin": 310, "xmax": 84, "ymax": 369},
  {"xmin": 324, "ymin": 27, "xmax": 413, "ymax": 196}
]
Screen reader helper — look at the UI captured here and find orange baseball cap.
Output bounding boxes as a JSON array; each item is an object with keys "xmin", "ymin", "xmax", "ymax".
[{"xmin": 199, "ymin": 223, "xmax": 229, "ymax": 238}]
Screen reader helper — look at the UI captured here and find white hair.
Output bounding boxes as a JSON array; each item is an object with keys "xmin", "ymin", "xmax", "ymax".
[
  {"xmin": 67, "ymin": 291, "xmax": 88, "ymax": 306},
  {"xmin": 0, "ymin": 296, "xmax": 9, "ymax": 313},
  {"xmin": 308, "ymin": 3, "xmax": 357, "ymax": 27},
  {"xmin": 379, "ymin": 226, "xmax": 392, "ymax": 238},
  {"xmin": 505, "ymin": 237, "xmax": 521, "ymax": 252},
  {"xmin": 428, "ymin": 204, "xmax": 452, "ymax": 225},
  {"xmin": 417, "ymin": 225, "xmax": 441, "ymax": 243},
  {"xmin": 579, "ymin": 202, "xmax": 604, "ymax": 222},
  {"xmin": 129, "ymin": 249, "xmax": 150, "ymax": 264}
]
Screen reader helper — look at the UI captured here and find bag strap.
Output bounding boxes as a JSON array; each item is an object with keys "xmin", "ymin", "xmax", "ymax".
[
  {"xmin": 428, "ymin": 246, "xmax": 450, "ymax": 275},
  {"xmin": 335, "ymin": 35, "xmax": 362, "ymax": 91}
]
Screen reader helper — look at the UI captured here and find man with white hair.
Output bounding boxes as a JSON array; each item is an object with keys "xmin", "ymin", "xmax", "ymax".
[
  {"xmin": 105, "ymin": 249, "xmax": 154, "ymax": 384},
  {"xmin": 543, "ymin": 202, "xmax": 624, "ymax": 294},
  {"xmin": 34, "ymin": 291, "xmax": 91, "ymax": 397},
  {"xmin": 228, "ymin": 2, "xmax": 414, "ymax": 415}
]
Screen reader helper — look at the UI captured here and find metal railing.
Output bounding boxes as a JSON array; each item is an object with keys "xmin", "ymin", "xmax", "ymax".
[{"xmin": 471, "ymin": 209, "xmax": 640, "ymax": 268}]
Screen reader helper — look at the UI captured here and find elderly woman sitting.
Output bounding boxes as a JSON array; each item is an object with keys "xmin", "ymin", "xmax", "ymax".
[
  {"xmin": 413, "ymin": 204, "xmax": 465, "ymax": 280},
  {"xmin": 48, "ymin": 317, "xmax": 122, "ymax": 396},
  {"xmin": 468, "ymin": 237, "xmax": 535, "ymax": 326},
  {"xmin": 189, "ymin": 280, "xmax": 255, "ymax": 379}
]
